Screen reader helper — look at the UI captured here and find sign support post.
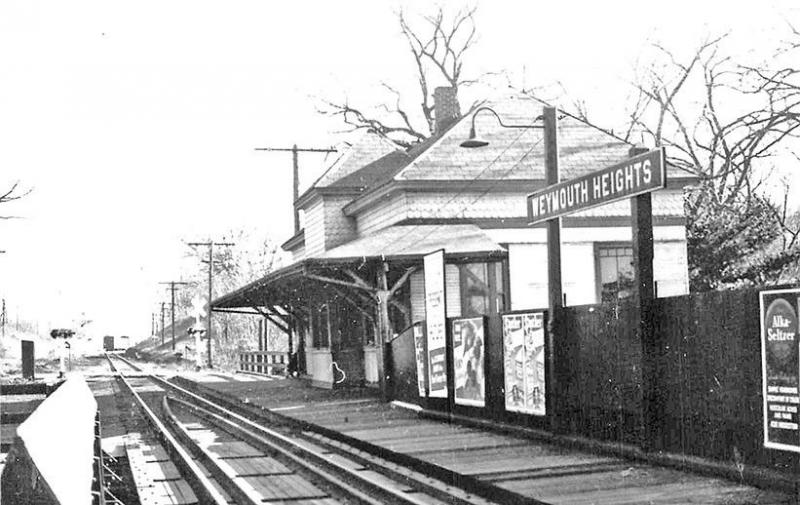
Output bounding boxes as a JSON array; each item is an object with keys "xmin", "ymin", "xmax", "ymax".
[
  {"xmin": 630, "ymin": 146, "xmax": 658, "ymax": 451},
  {"xmin": 528, "ymin": 129, "xmax": 665, "ymax": 442},
  {"xmin": 543, "ymin": 106, "xmax": 563, "ymax": 433}
]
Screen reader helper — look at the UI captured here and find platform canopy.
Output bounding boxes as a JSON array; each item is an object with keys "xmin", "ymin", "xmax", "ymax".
[{"xmin": 212, "ymin": 224, "xmax": 505, "ymax": 312}]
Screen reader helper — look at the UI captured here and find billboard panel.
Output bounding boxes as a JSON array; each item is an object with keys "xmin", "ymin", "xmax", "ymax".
[
  {"xmin": 452, "ymin": 317, "xmax": 485, "ymax": 407},
  {"xmin": 760, "ymin": 288, "xmax": 800, "ymax": 453},
  {"xmin": 413, "ymin": 323, "xmax": 428, "ymax": 397},
  {"xmin": 424, "ymin": 250, "xmax": 448, "ymax": 398},
  {"xmin": 502, "ymin": 311, "xmax": 546, "ymax": 415}
]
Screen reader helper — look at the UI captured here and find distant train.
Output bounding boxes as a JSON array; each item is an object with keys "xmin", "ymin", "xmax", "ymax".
[{"xmin": 103, "ymin": 335, "xmax": 130, "ymax": 352}]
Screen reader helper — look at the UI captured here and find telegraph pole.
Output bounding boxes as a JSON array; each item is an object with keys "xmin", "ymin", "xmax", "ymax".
[
  {"xmin": 254, "ymin": 145, "xmax": 335, "ymax": 233},
  {"xmin": 159, "ymin": 281, "xmax": 191, "ymax": 351},
  {"xmin": 187, "ymin": 241, "xmax": 234, "ymax": 368},
  {"xmin": 160, "ymin": 302, "xmax": 166, "ymax": 346},
  {"xmin": 1, "ymin": 298, "xmax": 6, "ymax": 340}
]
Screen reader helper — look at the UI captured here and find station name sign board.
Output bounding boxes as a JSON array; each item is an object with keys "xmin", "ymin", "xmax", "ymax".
[{"xmin": 527, "ymin": 147, "xmax": 666, "ymax": 225}]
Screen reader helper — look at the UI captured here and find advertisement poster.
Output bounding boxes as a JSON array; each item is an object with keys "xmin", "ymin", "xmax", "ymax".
[
  {"xmin": 424, "ymin": 250, "xmax": 448, "ymax": 398},
  {"xmin": 452, "ymin": 317, "xmax": 485, "ymax": 407},
  {"xmin": 413, "ymin": 323, "xmax": 428, "ymax": 397},
  {"xmin": 502, "ymin": 312, "xmax": 546, "ymax": 415},
  {"xmin": 760, "ymin": 288, "xmax": 800, "ymax": 453}
]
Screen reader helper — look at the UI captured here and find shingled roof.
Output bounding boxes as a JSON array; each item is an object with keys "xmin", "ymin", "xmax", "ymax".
[
  {"xmin": 313, "ymin": 130, "xmax": 402, "ymax": 189},
  {"xmin": 394, "ymin": 93, "xmax": 685, "ymax": 182}
]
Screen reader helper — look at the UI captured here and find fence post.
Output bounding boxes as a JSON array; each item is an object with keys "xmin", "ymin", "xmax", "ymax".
[{"xmin": 630, "ymin": 145, "xmax": 658, "ymax": 452}]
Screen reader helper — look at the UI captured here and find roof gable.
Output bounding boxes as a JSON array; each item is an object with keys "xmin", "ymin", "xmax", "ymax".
[{"xmin": 314, "ymin": 130, "xmax": 402, "ymax": 188}]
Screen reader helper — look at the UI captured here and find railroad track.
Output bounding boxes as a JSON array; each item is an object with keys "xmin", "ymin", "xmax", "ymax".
[
  {"xmin": 104, "ymin": 354, "xmax": 519, "ymax": 505},
  {"xmin": 105, "ymin": 353, "xmax": 143, "ymax": 373}
]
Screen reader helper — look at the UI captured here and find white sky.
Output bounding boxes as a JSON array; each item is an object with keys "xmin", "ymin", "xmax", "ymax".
[{"xmin": 0, "ymin": 0, "xmax": 797, "ymax": 338}]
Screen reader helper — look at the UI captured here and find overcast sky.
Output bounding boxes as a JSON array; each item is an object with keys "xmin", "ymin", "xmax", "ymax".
[{"xmin": 0, "ymin": 0, "xmax": 797, "ymax": 338}]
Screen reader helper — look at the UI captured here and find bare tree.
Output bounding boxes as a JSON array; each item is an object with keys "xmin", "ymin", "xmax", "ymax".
[
  {"xmin": 177, "ymin": 229, "xmax": 283, "ymax": 369},
  {"xmin": 319, "ymin": 6, "xmax": 479, "ymax": 148},
  {"xmin": 0, "ymin": 181, "xmax": 31, "ymax": 219},
  {"xmin": 626, "ymin": 35, "xmax": 799, "ymax": 210},
  {"xmin": 618, "ymin": 34, "xmax": 800, "ymax": 289}
]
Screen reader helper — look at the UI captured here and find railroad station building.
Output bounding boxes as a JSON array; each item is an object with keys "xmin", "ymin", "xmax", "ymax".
[{"xmin": 213, "ymin": 89, "xmax": 695, "ymax": 392}]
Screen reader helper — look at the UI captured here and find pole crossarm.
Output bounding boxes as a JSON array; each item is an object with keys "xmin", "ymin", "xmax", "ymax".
[
  {"xmin": 255, "ymin": 145, "xmax": 336, "ymax": 234},
  {"xmin": 159, "ymin": 281, "xmax": 192, "ymax": 351},
  {"xmin": 254, "ymin": 147, "xmax": 336, "ymax": 153}
]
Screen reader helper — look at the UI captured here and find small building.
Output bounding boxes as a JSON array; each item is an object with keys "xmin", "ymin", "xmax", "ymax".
[{"xmin": 213, "ymin": 90, "xmax": 694, "ymax": 390}]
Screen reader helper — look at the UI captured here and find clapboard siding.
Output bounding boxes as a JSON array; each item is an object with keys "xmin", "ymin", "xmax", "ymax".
[
  {"xmin": 304, "ymin": 198, "xmax": 325, "ymax": 257},
  {"xmin": 356, "ymin": 193, "xmax": 408, "ymax": 236},
  {"xmin": 323, "ymin": 196, "xmax": 357, "ymax": 250},
  {"xmin": 445, "ymin": 264, "xmax": 461, "ymax": 318},
  {"xmin": 410, "ymin": 270, "xmax": 425, "ymax": 322}
]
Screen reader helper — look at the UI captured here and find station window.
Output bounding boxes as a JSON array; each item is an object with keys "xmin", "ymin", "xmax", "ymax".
[
  {"xmin": 596, "ymin": 244, "xmax": 635, "ymax": 303},
  {"xmin": 459, "ymin": 261, "xmax": 506, "ymax": 317},
  {"xmin": 312, "ymin": 304, "xmax": 331, "ymax": 348}
]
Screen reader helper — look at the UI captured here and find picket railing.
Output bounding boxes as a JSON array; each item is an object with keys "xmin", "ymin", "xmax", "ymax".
[{"xmin": 239, "ymin": 351, "xmax": 289, "ymax": 375}]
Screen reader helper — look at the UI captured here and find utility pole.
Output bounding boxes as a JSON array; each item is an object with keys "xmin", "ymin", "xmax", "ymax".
[
  {"xmin": 160, "ymin": 302, "xmax": 166, "ymax": 347},
  {"xmin": 254, "ymin": 145, "xmax": 335, "ymax": 233},
  {"xmin": 159, "ymin": 281, "xmax": 191, "ymax": 351},
  {"xmin": 1, "ymin": 298, "xmax": 6, "ymax": 340},
  {"xmin": 187, "ymin": 241, "xmax": 234, "ymax": 368}
]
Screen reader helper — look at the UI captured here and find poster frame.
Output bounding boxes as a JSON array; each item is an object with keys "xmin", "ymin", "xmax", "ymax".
[
  {"xmin": 501, "ymin": 309, "xmax": 548, "ymax": 416},
  {"xmin": 412, "ymin": 321, "xmax": 428, "ymax": 398},
  {"xmin": 451, "ymin": 316, "xmax": 487, "ymax": 408},
  {"xmin": 424, "ymin": 249, "xmax": 448, "ymax": 398},
  {"xmin": 760, "ymin": 287, "xmax": 800, "ymax": 454}
]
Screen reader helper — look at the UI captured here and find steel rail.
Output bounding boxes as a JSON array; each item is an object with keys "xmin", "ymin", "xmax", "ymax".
[
  {"xmin": 161, "ymin": 396, "xmax": 263, "ymax": 505},
  {"xmin": 106, "ymin": 353, "xmax": 142, "ymax": 372},
  {"xmin": 171, "ymin": 377, "xmax": 546, "ymax": 505},
  {"xmin": 153, "ymin": 376, "xmax": 506, "ymax": 505},
  {"xmin": 106, "ymin": 358, "xmax": 523, "ymax": 505},
  {"xmin": 112, "ymin": 367, "xmax": 228, "ymax": 505},
  {"xmin": 116, "ymin": 367, "xmax": 433, "ymax": 504},
  {"xmin": 164, "ymin": 396, "xmax": 392, "ymax": 505}
]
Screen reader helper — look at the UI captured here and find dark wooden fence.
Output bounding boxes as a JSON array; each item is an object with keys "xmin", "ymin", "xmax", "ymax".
[
  {"xmin": 560, "ymin": 301, "xmax": 643, "ymax": 445},
  {"xmin": 388, "ymin": 287, "xmax": 799, "ymax": 474}
]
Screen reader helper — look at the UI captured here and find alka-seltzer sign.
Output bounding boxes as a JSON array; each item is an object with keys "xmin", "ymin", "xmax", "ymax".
[
  {"xmin": 527, "ymin": 147, "xmax": 666, "ymax": 225},
  {"xmin": 424, "ymin": 249, "xmax": 448, "ymax": 398},
  {"xmin": 760, "ymin": 288, "xmax": 800, "ymax": 453}
]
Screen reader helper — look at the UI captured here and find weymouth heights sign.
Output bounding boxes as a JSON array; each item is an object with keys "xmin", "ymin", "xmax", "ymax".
[{"xmin": 527, "ymin": 147, "xmax": 666, "ymax": 225}]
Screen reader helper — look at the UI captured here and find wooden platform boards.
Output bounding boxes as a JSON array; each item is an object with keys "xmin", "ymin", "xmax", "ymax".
[
  {"xmin": 126, "ymin": 432, "xmax": 200, "ymax": 505},
  {"xmin": 174, "ymin": 407, "xmax": 338, "ymax": 505},
  {"xmin": 191, "ymin": 377, "xmax": 794, "ymax": 505},
  {"xmin": 89, "ymin": 376, "xmax": 204, "ymax": 505}
]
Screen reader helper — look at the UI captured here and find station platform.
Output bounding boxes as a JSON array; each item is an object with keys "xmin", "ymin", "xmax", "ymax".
[{"xmin": 181, "ymin": 376, "xmax": 795, "ymax": 505}]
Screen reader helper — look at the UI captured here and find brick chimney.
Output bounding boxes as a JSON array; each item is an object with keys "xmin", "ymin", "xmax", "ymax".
[{"xmin": 434, "ymin": 86, "xmax": 460, "ymax": 134}]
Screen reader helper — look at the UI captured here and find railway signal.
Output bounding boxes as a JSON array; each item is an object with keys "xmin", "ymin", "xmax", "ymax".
[{"xmin": 187, "ymin": 240, "xmax": 234, "ymax": 368}]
